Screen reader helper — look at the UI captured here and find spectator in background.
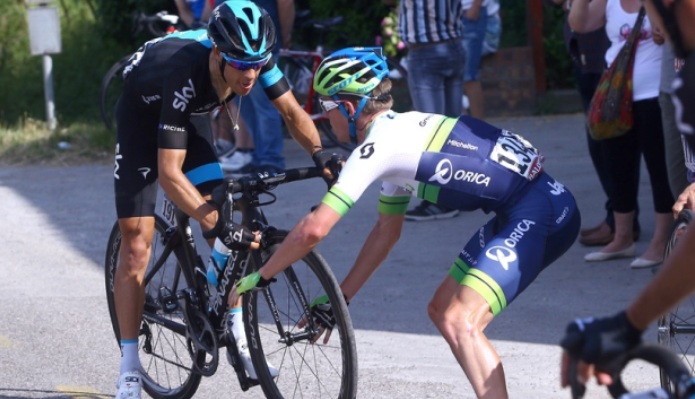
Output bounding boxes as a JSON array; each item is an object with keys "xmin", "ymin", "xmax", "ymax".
[
  {"xmin": 570, "ymin": 0, "xmax": 674, "ymax": 269},
  {"xmin": 549, "ymin": 0, "xmax": 641, "ymax": 247},
  {"xmin": 657, "ymin": 40, "xmax": 689, "ymax": 198},
  {"xmin": 218, "ymin": 0, "xmax": 296, "ymax": 174},
  {"xmin": 399, "ymin": 0, "xmax": 467, "ymax": 221},
  {"xmin": 461, "ymin": 0, "xmax": 489, "ymax": 119},
  {"xmin": 482, "ymin": 0, "xmax": 502, "ymax": 58},
  {"xmin": 560, "ymin": 1, "xmax": 695, "ymax": 389}
]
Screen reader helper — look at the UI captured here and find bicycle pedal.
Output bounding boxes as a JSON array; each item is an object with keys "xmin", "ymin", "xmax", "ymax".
[{"xmin": 158, "ymin": 286, "xmax": 179, "ymax": 313}]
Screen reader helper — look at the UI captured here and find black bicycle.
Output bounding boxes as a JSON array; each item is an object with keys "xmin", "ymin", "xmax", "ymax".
[
  {"xmin": 104, "ymin": 167, "xmax": 358, "ymax": 399},
  {"xmin": 658, "ymin": 209, "xmax": 695, "ymax": 393},
  {"xmin": 568, "ymin": 344, "xmax": 695, "ymax": 398}
]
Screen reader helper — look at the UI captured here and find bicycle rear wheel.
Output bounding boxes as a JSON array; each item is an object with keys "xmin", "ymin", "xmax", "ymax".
[
  {"xmin": 104, "ymin": 216, "xmax": 203, "ymax": 399},
  {"xmin": 243, "ymin": 230, "xmax": 358, "ymax": 399},
  {"xmin": 100, "ymin": 54, "xmax": 132, "ymax": 131},
  {"xmin": 657, "ymin": 209, "xmax": 695, "ymax": 393}
]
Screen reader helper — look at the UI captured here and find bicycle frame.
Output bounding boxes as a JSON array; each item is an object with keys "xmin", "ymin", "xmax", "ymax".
[
  {"xmin": 278, "ymin": 48, "xmax": 326, "ymax": 121},
  {"xmin": 158, "ymin": 198, "xmax": 265, "ymax": 334}
]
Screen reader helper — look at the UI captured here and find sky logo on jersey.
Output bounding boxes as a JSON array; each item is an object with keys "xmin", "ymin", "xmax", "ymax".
[
  {"xmin": 428, "ymin": 158, "xmax": 490, "ymax": 187},
  {"xmin": 173, "ymin": 79, "xmax": 196, "ymax": 111},
  {"xmin": 113, "ymin": 143, "xmax": 122, "ymax": 180}
]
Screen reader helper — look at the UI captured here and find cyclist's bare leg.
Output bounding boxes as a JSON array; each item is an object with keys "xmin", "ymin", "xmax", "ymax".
[
  {"xmin": 428, "ymin": 276, "xmax": 508, "ymax": 399},
  {"xmin": 114, "ymin": 216, "xmax": 155, "ymax": 340}
]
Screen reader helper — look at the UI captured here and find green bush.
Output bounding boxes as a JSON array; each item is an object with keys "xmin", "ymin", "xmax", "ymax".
[
  {"xmin": 0, "ymin": 0, "xmax": 576, "ymax": 128},
  {"xmin": 500, "ymin": 0, "xmax": 574, "ymax": 89},
  {"xmin": 303, "ymin": 0, "xmax": 389, "ymax": 50},
  {"xmin": 0, "ymin": 0, "xmax": 170, "ymax": 127}
]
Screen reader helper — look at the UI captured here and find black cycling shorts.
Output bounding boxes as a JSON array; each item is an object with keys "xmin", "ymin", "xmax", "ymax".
[{"xmin": 113, "ymin": 97, "xmax": 222, "ymax": 218}]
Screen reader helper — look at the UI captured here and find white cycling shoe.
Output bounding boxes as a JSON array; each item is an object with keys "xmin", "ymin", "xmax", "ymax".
[
  {"xmin": 237, "ymin": 338, "xmax": 279, "ymax": 380},
  {"xmin": 116, "ymin": 370, "xmax": 142, "ymax": 399}
]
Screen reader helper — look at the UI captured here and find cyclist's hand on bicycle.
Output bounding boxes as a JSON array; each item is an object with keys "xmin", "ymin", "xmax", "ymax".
[
  {"xmin": 672, "ymin": 182, "xmax": 695, "ymax": 218},
  {"xmin": 559, "ymin": 311, "xmax": 643, "ymax": 389},
  {"xmin": 312, "ymin": 148, "xmax": 345, "ymax": 187},
  {"xmin": 203, "ymin": 220, "xmax": 260, "ymax": 251},
  {"xmin": 297, "ymin": 294, "xmax": 340, "ymax": 344},
  {"xmin": 229, "ymin": 270, "xmax": 275, "ymax": 306}
]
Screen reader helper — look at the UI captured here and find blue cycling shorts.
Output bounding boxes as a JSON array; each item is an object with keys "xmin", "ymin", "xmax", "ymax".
[{"xmin": 448, "ymin": 172, "xmax": 581, "ymax": 316}]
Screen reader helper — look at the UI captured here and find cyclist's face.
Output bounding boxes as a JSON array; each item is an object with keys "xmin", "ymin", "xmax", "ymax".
[
  {"xmin": 322, "ymin": 98, "xmax": 353, "ymax": 143},
  {"xmin": 224, "ymin": 64, "xmax": 260, "ymax": 96}
]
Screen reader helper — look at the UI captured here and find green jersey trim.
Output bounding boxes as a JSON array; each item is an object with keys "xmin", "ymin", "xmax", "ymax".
[
  {"xmin": 449, "ymin": 258, "xmax": 507, "ymax": 316},
  {"xmin": 378, "ymin": 195, "xmax": 410, "ymax": 215},
  {"xmin": 423, "ymin": 116, "xmax": 458, "ymax": 152},
  {"xmin": 322, "ymin": 186, "xmax": 355, "ymax": 217},
  {"xmin": 416, "ymin": 116, "xmax": 459, "ymax": 203}
]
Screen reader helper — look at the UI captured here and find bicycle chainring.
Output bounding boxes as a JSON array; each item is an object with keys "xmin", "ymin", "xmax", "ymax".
[{"xmin": 183, "ymin": 304, "xmax": 219, "ymax": 376}]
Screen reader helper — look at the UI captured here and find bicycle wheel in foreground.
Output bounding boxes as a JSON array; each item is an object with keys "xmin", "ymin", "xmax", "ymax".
[
  {"xmin": 657, "ymin": 209, "xmax": 695, "ymax": 393},
  {"xmin": 243, "ymin": 230, "xmax": 358, "ymax": 399},
  {"xmin": 104, "ymin": 216, "xmax": 203, "ymax": 399}
]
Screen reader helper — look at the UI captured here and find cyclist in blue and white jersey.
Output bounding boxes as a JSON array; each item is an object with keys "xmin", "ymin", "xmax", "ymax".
[
  {"xmin": 232, "ymin": 47, "xmax": 581, "ymax": 398},
  {"xmin": 111, "ymin": 1, "xmax": 340, "ymax": 397}
]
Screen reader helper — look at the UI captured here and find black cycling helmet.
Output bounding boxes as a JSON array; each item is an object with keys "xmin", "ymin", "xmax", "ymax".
[{"xmin": 207, "ymin": 0, "xmax": 276, "ymax": 61}]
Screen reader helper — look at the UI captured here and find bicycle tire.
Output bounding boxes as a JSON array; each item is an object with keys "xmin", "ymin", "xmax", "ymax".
[
  {"xmin": 243, "ymin": 229, "xmax": 358, "ymax": 399},
  {"xmin": 104, "ymin": 216, "xmax": 203, "ymax": 399},
  {"xmin": 100, "ymin": 54, "xmax": 132, "ymax": 131},
  {"xmin": 657, "ymin": 209, "xmax": 695, "ymax": 393}
]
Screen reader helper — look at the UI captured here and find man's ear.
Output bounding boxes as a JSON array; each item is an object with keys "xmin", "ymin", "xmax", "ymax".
[{"xmin": 342, "ymin": 100, "xmax": 357, "ymax": 117}]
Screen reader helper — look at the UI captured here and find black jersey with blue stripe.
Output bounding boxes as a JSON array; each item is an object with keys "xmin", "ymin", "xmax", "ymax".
[{"xmin": 119, "ymin": 29, "xmax": 289, "ymax": 149}]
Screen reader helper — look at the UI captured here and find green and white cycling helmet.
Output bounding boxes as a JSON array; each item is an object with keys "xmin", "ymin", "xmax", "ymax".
[{"xmin": 313, "ymin": 47, "xmax": 389, "ymax": 142}]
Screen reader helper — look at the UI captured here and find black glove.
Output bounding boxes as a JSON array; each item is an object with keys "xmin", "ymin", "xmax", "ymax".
[
  {"xmin": 560, "ymin": 311, "xmax": 643, "ymax": 366},
  {"xmin": 310, "ymin": 295, "xmax": 337, "ymax": 330},
  {"xmin": 203, "ymin": 221, "xmax": 256, "ymax": 251},
  {"xmin": 312, "ymin": 148, "xmax": 345, "ymax": 186}
]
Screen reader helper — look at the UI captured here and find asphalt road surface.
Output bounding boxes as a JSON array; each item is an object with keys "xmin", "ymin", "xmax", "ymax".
[{"xmin": 0, "ymin": 113, "xmax": 667, "ymax": 398}]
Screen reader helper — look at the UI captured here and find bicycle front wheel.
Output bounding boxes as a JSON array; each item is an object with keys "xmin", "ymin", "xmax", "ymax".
[
  {"xmin": 243, "ymin": 230, "xmax": 358, "ymax": 399},
  {"xmin": 657, "ymin": 209, "xmax": 695, "ymax": 393},
  {"xmin": 104, "ymin": 216, "xmax": 203, "ymax": 399}
]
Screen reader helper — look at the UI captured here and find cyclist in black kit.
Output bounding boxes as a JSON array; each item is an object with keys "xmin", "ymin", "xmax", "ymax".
[{"xmin": 111, "ymin": 1, "xmax": 337, "ymax": 397}]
